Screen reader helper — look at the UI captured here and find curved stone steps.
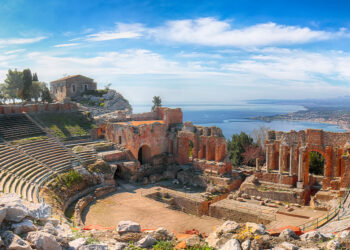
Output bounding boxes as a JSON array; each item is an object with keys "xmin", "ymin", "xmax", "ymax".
[
  {"xmin": 30, "ymin": 150, "xmax": 72, "ymax": 160},
  {"xmin": 41, "ymin": 156, "xmax": 73, "ymax": 167},
  {"xmin": 4, "ymin": 160, "xmax": 39, "ymax": 175},
  {"xmin": 4, "ymin": 174, "xmax": 16, "ymax": 193}
]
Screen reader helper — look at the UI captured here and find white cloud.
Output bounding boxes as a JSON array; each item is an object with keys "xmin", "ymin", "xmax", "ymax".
[
  {"xmin": 177, "ymin": 51, "xmax": 223, "ymax": 59},
  {"xmin": 152, "ymin": 18, "xmax": 339, "ymax": 47},
  {"xmin": 4, "ymin": 49, "xmax": 26, "ymax": 54},
  {"xmin": 0, "ymin": 36, "xmax": 46, "ymax": 45},
  {"xmin": 86, "ymin": 23, "xmax": 144, "ymax": 41},
  {"xmin": 54, "ymin": 43, "xmax": 80, "ymax": 48}
]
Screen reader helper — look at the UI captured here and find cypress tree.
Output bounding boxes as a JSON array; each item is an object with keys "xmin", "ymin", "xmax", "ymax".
[
  {"xmin": 32, "ymin": 72, "xmax": 38, "ymax": 81},
  {"xmin": 22, "ymin": 69, "xmax": 32, "ymax": 101}
]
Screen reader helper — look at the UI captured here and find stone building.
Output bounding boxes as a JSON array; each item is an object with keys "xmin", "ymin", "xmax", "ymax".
[
  {"xmin": 104, "ymin": 107, "xmax": 232, "ymax": 181},
  {"xmin": 50, "ymin": 75, "xmax": 97, "ymax": 101}
]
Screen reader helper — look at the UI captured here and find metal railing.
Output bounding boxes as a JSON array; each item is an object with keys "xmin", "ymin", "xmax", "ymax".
[{"xmin": 299, "ymin": 188, "xmax": 350, "ymax": 232}]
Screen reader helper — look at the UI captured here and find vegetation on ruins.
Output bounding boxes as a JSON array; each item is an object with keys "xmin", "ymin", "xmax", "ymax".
[
  {"xmin": 87, "ymin": 160, "xmax": 112, "ymax": 175},
  {"xmin": 152, "ymin": 95, "xmax": 162, "ymax": 111},
  {"xmin": 56, "ymin": 169, "xmax": 83, "ymax": 188},
  {"xmin": 32, "ymin": 111, "xmax": 96, "ymax": 139},
  {"xmin": 227, "ymin": 132, "xmax": 265, "ymax": 166},
  {"xmin": 309, "ymin": 151, "xmax": 325, "ymax": 175},
  {"xmin": 0, "ymin": 68, "xmax": 52, "ymax": 104}
]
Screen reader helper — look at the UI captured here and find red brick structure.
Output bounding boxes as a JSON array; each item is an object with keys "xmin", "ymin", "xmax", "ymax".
[
  {"xmin": 263, "ymin": 129, "xmax": 350, "ymax": 191},
  {"xmin": 104, "ymin": 107, "xmax": 231, "ymax": 176},
  {"xmin": 0, "ymin": 103, "xmax": 78, "ymax": 114}
]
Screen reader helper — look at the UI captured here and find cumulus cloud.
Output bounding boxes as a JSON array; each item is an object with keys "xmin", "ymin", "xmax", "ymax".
[
  {"xmin": 0, "ymin": 36, "xmax": 46, "ymax": 45},
  {"xmin": 86, "ymin": 23, "xmax": 144, "ymax": 41},
  {"xmin": 151, "ymin": 18, "xmax": 340, "ymax": 47}
]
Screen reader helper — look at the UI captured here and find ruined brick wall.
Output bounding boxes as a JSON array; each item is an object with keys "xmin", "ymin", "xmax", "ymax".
[
  {"xmin": 177, "ymin": 123, "xmax": 227, "ymax": 164},
  {"xmin": 265, "ymin": 129, "xmax": 350, "ymax": 190},
  {"xmin": 105, "ymin": 122, "xmax": 169, "ymax": 161},
  {"xmin": 0, "ymin": 103, "xmax": 78, "ymax": 114},
  {"xmin": 131, "ymin": 112, "xmax": 159, "ymax": 121}
]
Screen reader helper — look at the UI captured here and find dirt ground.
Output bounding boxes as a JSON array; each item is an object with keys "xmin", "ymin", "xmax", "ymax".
[{"xmin": 83, "ymin": 183, "xmax": 224, "ymax": 235}]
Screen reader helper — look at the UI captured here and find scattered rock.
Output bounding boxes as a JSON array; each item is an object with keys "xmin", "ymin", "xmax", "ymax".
[
  {"xmin": 12, "ymin": 219, "xmax": 37, "ymax": 235},
  {"xmin": 241, "ymin": 239, "xmax": 251, "ymax": 250},
  {"xmin": 219, "ymin": 239, "xmax": 242, "ymax": 250},
  {"xmin": 256, "ymin": 196, "xmax": 262, "ymax": 201},
  {"xmin": 136, "ymin": 235, "xmax": 156, "ymax": 248},
  {"xmin": 246, "ymin": 222, "xmax": 266, "ymax": 235},
  {"xmin": 1, "ymin": 230, "xmax": 32, "ymax": 250},
  {"xmin": 337, "ymin": 230, "xmax": 350, "ymax": 239},
  {"xmin": 279, "ymin": 241, "xmax": 299, "ymax": 250},
  {"xmin": 0, "ymin": 206, "xmax": 6, "ymax": 226},
  {"xmin": 148, "ymin": 227, "xmax": 173, "ymax": 241},
  {"xmin": 237, "ymin": 197, "xmax": 245, "ymax": 202},
  {"xmin": 113, "ymin": 242, "xmax": 127, "ymax": 250},
  {"xmin": 0, "ymin": 194, "xmax": 29, "ymax": 222},
  {"xmin": 78, "ymin": 244, "xmax": 108, "ymax": 250},
  {"xmin": 117, "ymin": 221, "xmax": 141, "ymax": 234},
  {"xmin": 26, "ymin": 231, "xmax": 62, "ymax": 250},
  {"xmin": 216, "ymin": 221, "xmax": 240, "ymax": 237},
  {"xmin": 326, "ymin": 239, "xmax": 340, "ymax": 250},
  {"xmin": 260, "ymin": 201, "xmax": 265, "ymax": 206},
  {"xmin": 279, "ymin": 229, "xmax": 299, "ymax": 240},
  {"xmin": 69, "ymin": 238, "xmax": 86, "ymax": 249},
  {"xmin": 185, "ymin": 235, "xmax": 201, "ymax": 247},
  {"xmin": 43, "ymin": 222, "xmax": 58, "ymax": 236},
  {"xmin": 300, "ymin": 231, "xmax": 324, "ymax": 242},
  {"xmin": 287, "ymin": 207, "xmax": 294, "ymax": 212},
  {"xmin": 228, "ymin": 194, "xmax": 233, "ymax": 199}
]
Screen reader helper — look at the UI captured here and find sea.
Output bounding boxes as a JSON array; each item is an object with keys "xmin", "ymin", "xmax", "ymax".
[{"xmin": 132, "ymin": 103, "xmax": 345, "ymax": 139}]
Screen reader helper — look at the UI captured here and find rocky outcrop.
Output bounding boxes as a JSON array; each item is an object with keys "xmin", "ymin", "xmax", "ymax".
[{"xmin": 77, "ymin": 89, "xmax": 132, "ymax": 119}]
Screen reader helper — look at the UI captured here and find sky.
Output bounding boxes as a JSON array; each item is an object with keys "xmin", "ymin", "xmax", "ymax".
[{"xmin": 1, "ymin": 0, "xmax": 350, "ymax": 105}]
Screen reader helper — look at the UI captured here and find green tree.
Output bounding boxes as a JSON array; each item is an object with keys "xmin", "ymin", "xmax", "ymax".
[
  {"xmin": 4, "ymin": 69, "xmax": 23, "ymax": 103},
  {"xmin": 41, "ymin": 85, "xmax": 53, "ymax": 103},
  {"xmin": 30, "ymin": 81, "xmax": 45, "ymax": 102},
  {"xmin": 309, "ymin": 151, "xmax": 325, "ymax": 175},
  {"xmin": 152, "ymin": 96, "xmax": 162, "ymax": 111},
  {"xmin": 21, "ymin": 69, "xmax": 32, "ymax": 101},
  {"xmin": 32, "ymin": 72, "xmax": 38, "ymax": 81},
  {"xmin": 0, "ymin": 83, "xmax": 7, "ymax": 104},
  {"xmin": 227, "ymin": 132, "xmax": 254, "ymax": 166}
]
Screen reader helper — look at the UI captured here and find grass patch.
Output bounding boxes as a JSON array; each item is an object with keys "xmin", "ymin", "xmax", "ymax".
[
  {"xmin": 33, "ymin": 112, "xmax": 96, "ymax": 140},
  {"xmin": 11, "ymin": 136, "xmax": 49, "ymax": 145},
  {"xmin": 55, "ymin": 170, "xmax": 83, "ymax": 188}
]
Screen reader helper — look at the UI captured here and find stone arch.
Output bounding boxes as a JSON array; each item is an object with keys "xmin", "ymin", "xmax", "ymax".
[
  {"xmin": 138, "ymin": 144, "xmax": 152, "ymax": 165},
  {"xmin": 113, "ymin": 164, "xmax": 122, "ymax": 179}
]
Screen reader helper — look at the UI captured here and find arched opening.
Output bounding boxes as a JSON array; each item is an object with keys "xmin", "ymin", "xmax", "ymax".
[
  {"xmin": 309, "ymin": 151, "xmax": 325, "ymax": 176},
  {"xmin": 202, "ymin": 145, "xmax": 206, "ymax": 159},
  {"xmin": 114, "ymin": 165, "xmax": 122, "ymax": 179},
  {"xmin": 138, "ymin": 145, "xmax": 152, "ymax": 165},
  {"xmin": 188, "ymin": 140, "xmax": 194, "ymax": 160}
]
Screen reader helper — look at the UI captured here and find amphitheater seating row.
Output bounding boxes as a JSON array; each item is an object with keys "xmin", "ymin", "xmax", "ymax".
[
  {"xmin": 0, "ymin": 114, "xmax": 45, "ymax": 141},
  {"xmin": 17, "ymin": 138, "xmax": 80, "ymax": 173},
  {"xmin": 0, "ymin": 143, "xmax": 54, "ymax": 203}
]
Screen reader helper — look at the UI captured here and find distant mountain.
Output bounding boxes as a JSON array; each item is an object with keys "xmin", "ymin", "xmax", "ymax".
[{"xmin": 248, "ymin": 96, "xmax": 350, "ymax": 108}]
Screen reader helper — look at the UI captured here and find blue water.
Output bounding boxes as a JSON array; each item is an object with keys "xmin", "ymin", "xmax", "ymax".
[{"xmin": 132, "ymin": 103, "xmax": 345, "ymax": 138}]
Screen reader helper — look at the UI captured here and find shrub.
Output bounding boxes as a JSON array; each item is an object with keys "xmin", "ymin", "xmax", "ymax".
[
  {"xmin": 56, "ymin": 170, "xmax": 83, "ymax": 188},
  {"xmin": 153, "ymin": 240, "xmax": 173, "ymax": 250}
]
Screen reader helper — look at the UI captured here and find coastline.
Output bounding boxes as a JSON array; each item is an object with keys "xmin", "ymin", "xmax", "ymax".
[{"xmin": 250, "ymin": 105, "xmax": 350, "ymax": 132}]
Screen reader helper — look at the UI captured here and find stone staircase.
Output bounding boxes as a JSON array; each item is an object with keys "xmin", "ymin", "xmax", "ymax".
[
  {"xmin": 0, "ymin": 142, "xmax": 54, "ymax": 203},
  {"xmin": 0, "ymin": 114, "xmax": 45, "ymax": 140}
]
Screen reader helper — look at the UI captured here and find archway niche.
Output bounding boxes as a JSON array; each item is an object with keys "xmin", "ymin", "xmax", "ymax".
[
  {"xmin": 309, "ymin": 151, "xmax": 325, "ymax": 176},
  {"xmin": 188, "ymin": 140, "xmax": 194, "ymax": 160},
  {"xmin": 114, "ymin": 165, "xmax": 122, "ymax": 179},
  {"xmin": 138, "ymin": 145, "xmax": 152, "ymax": 165}
]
